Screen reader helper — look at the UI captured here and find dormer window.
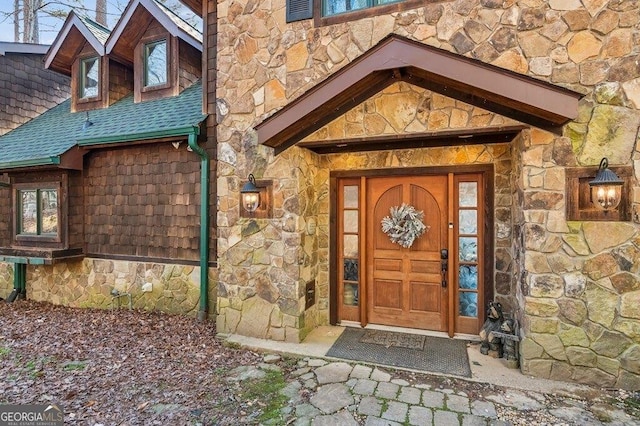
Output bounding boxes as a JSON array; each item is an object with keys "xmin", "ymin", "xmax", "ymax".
[
  {"xmin": 144, "ymin": 40, "xmax": 168, "ymax": 88},
  {"xmin": 80, "ymin": 57, "xmax": 100, "ymax": 99}
]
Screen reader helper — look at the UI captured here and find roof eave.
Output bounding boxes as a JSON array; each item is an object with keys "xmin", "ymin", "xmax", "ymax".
[
  {"xmin": 76, "ymin": 123, "xmax": 204, "ymax": 147},
  {"xmin": 44, "ymin": 12, "xmax": 105, "ymax": 72},
  {"xmin": 105, "ymin": 0, "xmax": 202, "ymax": 55},
  {"xmin": 0, "ymin": 156, "xmax": 61, "ymax": 171},
  {"xmin": 179, "ymin": 0, "xmax": 202, "ymax": 16},
  {"xmin": 0, "ymin": 42, "xmax": 50, "ymax": 56}
]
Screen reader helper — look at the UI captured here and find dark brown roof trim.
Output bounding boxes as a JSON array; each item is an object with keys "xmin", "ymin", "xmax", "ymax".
[{"xmin": 256, "ymin": 34, "xmax": 584, "ymax": 154}]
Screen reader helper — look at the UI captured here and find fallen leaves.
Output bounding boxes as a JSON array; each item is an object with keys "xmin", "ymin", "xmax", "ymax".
[{"xmin": 0, "ymin": 300, "xmax": 263, "ymax": 424}]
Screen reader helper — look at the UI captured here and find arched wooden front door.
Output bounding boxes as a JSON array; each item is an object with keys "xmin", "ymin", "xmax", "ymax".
[{"xmin": 367, "ymin": 176, "xmax": 448, "ymax": 331}]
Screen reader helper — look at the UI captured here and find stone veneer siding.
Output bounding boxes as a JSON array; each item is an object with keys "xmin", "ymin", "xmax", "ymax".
[
  {"xmin": 0, "ymin": 259, "xmax": 217, "ymax": 317},
  {"xmin": 216, "ymin": 0, "xmax": 640, "ymax": 389},
  {"xmin": 0, "ymin": 262, "xmax": 12, "ymax": 299}
]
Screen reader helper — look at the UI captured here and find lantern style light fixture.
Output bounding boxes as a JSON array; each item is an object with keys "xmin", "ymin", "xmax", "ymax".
[
  {"xmin": 589, "ymin": 157, "xmax": 624, "ymax": 211},
  {"xmin": 240, "ymin": 174, "xmax": 261, "ymax": 213}
]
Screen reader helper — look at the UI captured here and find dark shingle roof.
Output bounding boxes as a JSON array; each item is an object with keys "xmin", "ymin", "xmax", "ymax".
[
  {"xmin": 78, "ymin": 15, "xmax": 111, "ymax": 44},
  {"xmin": 0, "ymin": 81, "xmax": 206, "ymax": 169}
]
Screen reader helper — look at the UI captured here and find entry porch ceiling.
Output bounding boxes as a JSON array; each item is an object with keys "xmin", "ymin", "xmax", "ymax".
[{"xmin": 256, "ymin": 35, "xmax": 584, "ymax": 155}]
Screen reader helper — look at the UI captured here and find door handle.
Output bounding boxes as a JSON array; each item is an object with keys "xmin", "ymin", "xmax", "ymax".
[{"xmin": 440, "ymin": 248, "xmax": 448, "ymax": 288}]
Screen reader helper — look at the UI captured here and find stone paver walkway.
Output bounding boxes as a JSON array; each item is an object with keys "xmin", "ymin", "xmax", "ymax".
[{"xmin": 231, "ymin": 355, "xmax": 640, "ymax": 425}]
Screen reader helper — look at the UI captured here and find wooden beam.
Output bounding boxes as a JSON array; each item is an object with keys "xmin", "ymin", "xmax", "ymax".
[
  {"xmin": 267, "ymin": 70, "xmax": 397, "ymax": 154},
  {"xmin": 297, "ymin": 126, "xmax": 525, "ymax": 154}
]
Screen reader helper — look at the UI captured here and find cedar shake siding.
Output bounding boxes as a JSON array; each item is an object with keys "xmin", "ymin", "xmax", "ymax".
[
  {"xmin": 0, "ymin": 47, "xmax": 71, "ymax": 136},
  {"xmin": 0, "ymin": 186, "xmax": 9, "ymax": 247},
  {"xmin": 84, "ymin": 144, "xmax": 202, "ymax": 262},
  {"xmin": 179, "ymin": 40, "xmax": 202, "ymax": 92},
  {"xmin": 68, "ymin": 170, "xmax": 84, "ymax": 251},
  {"xmin": 108, "ymin": 59, "xmax": 135, "ymax": 105}
]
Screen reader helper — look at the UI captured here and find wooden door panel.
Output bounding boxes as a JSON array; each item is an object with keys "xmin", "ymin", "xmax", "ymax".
[
  {"xmin": 410, "ymin": 282, "xmax": 440, "ymax": 312},
  {"xmin": 374, "ymin": 258, "xmax": 402, "ymax": 272},
  {"xmin": 336, "ymin": 171, "xmax": 487, "ymax": 337},
  {"xmin": 372, "ymin": 185, "xmax": 403, "ymax": 251},
  {"xmin": 410, "ymin": 260, "xmax": 440, "ymax": 274},
  {"xmin": 367, "ymin": 175, "xmax": 448, "ymax": 331},
  {"xmin": 408, "ymin": 184, "xmax": 442, "ymax": 252},
  {"xmin": 373, "ymin": 279, "xmax": 402, "ymax": 309}
]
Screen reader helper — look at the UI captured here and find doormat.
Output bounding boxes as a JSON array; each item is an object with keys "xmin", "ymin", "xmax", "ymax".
[
  {"xmin": 359, "ymin": 329, "xmax": 426, "ymax": 350},
  {"xmin": 326, "ymin": 328, "xmax": 472, "ymax": 378}
]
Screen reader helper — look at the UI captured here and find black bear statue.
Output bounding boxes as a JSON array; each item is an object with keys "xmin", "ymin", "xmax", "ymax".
[{"xmin": 479, "ymin": 301, "xmax": 504, "ymax": 357}]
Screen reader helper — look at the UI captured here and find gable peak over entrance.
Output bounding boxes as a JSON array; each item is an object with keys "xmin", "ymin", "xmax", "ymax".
[{"xmin": 256, "ymin": 34, "xmax": 583, "ymax": 155}]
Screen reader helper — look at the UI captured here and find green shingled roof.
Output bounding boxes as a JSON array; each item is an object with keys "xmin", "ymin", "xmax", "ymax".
[
  {"xmin": 78, "ymin": 15, "xmax": 111, "ymax": 45},
  {"xmin": 0, "ymin": 80, "xmax": 206, "ymax": 169}
]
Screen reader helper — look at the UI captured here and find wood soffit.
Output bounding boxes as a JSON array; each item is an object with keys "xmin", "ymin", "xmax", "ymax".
[
  {"xmin": 109, "ymin": 7, "xmax": 155, "ymax": 65},
  {"xmin": 180, "ymin": 0, "xmax": 203, "ymax": 16},
  {"xmin": 256, "ymin": 35, "xmax": 584, "ymax": 155},
  {"xmin": 106, "ymin": 0, "xmax": 203, "ymax": 59},
  {"xmin": 45, "ymin": 13, "xmax": 106, "ymax": 75}
]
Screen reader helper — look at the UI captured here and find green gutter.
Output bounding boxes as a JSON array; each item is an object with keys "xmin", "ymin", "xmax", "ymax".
[
  {"xmin": 0, "ymin": 156, "xmax": 61, "ymax": 170},
  {"xmin": 7, "ymin": 263, "xmax": 26, "ymax": 303},
  {"xmin": 186, "ymin": 127, "xmax": 210, "ymax": 321},
  {"xmin": 77, "ymin": 125, "xmax": 206, "ymax": 146}
]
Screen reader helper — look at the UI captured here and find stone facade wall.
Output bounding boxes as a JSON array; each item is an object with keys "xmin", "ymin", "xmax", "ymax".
[
  {"xmin": 0, "ymin": 258, "xmax": 217, "ymax": 317},
  {"xmin": 303, "ymin": 82, "xmax": 518, "ymax": 140},
  {"xmin": 216, "ymin": 0, "xmax": 640, "ymax": 388},
  {"xmin": 0, "ymin": 262, "xmax": 12, "ymax": 299}
]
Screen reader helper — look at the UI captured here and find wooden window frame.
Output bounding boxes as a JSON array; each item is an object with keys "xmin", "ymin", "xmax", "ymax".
[
  {"xmin": 336, "ymin": 178, "xmax": 362, "ymax": 324},
  {"xmin": 77, "ymin": 56, "xmax": 101, "ymax": 103},
  {"xmin": 565, "ymin": 165, "xmax": 632, "ymax": 221},
  {"xmin": 453, "ymin": 174, "xmax": 484, "ymax": 335},
  {"xmin": 142, "ymin": 39, "xmax": 170, "ymax": 91},
  {"xmin": 135, "ymin": 33, "xmax": 176, "ymax": 102},
  {"xmin": 314, "ymin": 0, "xmax": 439, "ymax": 26},
  {"xmin": 12, "ymin": 180, "xmax": 65, "ymax": 246}
]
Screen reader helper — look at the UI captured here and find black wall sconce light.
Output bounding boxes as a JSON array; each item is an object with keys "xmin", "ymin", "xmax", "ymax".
[
  {"xmin": 241, "ymin": 174, "xmax": 261, "ymax": 213},
  {"xmin": 589, "ymin": 157, "xmax": 624, "ymax": 211},
  {"xmin": 240, "ymin": 174, "xmax": 272, "ymax": 218}
]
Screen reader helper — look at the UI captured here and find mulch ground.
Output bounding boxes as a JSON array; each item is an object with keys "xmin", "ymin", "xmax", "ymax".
[{"xmin": 0, "ymin": 300, "xmax": 267, "ymax": 425}]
